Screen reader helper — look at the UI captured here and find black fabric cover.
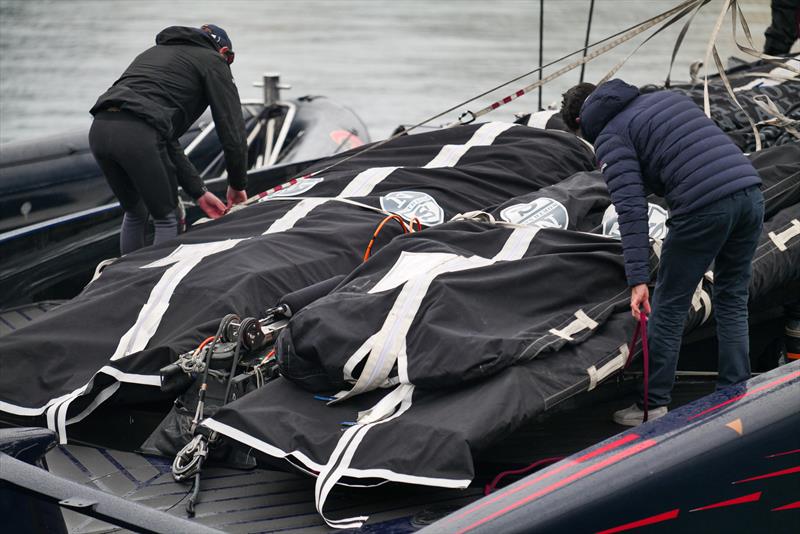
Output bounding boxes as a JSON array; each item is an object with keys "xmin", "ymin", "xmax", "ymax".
[
  {"xmin": 0, "ymin": 123, "xmax": 595, "ymax": 429},
  {"xmin": 212, "ymin": 312, "xmax": 633, "ymax": 484},
  {"xmin": 203, "ymin": 145, "xmax": 799, "ymax": 528},
  {"xmin": 277, "ymin": 224, "xmax": 631, "ymax": 393},
  {"xmin": 489, "ymin": 171, "xmax": 610, "ymax": 231},
  {"xmin": 1, "ymin": 110, "xmax": 796, "ymax": 528},
  {"xmin": 752, "ymin": 141, "xmax": 800, "ymax": 218},
  {"xmin": 749, "ymin": 202, "xmax": 800, "ymax": 312}
]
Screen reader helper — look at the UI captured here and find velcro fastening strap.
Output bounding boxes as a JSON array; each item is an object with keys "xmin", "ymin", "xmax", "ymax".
[
  {"xmin": 549, "ymin": 309, "xmax": 599, "ymax": 341},
  {"xmin": 768, "ymin": 219, "xmax": 800, "ymax": 252},
  {"xmin": 588, "ymin": 344, "xmax": 629, "ymax": 391}
]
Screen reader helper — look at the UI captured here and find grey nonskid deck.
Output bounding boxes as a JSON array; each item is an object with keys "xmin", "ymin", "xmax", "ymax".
[
  {"xmin": 0, "ymin": 301, "xmax": 64, "ymax": 337},
  {"xmin": 45, "ymin": 445, "xmax": 482, "ymax": 533}
]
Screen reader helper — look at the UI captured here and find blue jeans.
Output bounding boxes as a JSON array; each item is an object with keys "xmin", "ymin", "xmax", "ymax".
[{"xmin": 644, "ymin": 185, "xmax": 764, "ymax": 407}]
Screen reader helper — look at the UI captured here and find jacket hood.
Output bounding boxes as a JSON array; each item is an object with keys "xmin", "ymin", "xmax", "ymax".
[
  {"xmin": 155, "ymin": 26, "xmax": 218, "ymax": 51},
  {"xmin": 579, "ymin": 79, "xmax": 640, "ymax": 144}
]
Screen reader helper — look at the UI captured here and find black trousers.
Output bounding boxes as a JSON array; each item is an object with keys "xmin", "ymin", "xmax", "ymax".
[
  {"xmin": 89, "ymin": 111, "xmax": 178, "ymax": 254},
  {"xmin": 764, "ymin": 0, "xmax": 800, "ymax": 55}
]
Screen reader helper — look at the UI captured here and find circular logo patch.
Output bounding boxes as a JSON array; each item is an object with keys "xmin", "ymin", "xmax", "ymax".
[
  {"xmin": 500, "ymin": 197, "xmax": 569, "ymax": 229},
  {"xmin": 380, "ymin": 191, "xmax": 444, "ymax": 225},
  {"xmin": 602, "ymin": 203, "xmax": 669, "ymax": 239}
]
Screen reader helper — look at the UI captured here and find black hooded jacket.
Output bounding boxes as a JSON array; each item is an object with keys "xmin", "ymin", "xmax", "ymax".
[{"xmin": 90, "ymin": 26, "xmax": 248, "ymax": 198}]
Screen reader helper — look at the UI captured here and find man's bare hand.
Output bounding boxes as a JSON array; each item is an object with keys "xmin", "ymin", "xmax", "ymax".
[
  {"xmin": 226, "ymin": 186, "xmax": 248, "ymax": 208},
  {"xmin": 198, "ymin": 191, "xmax": 227, "ymax": 219},
  {"xmin": 630, "ymin": 283, "xmax": 651, "ymax": 320}
]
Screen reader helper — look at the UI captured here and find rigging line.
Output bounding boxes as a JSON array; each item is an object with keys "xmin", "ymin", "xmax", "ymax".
[
  {"xmin": 465, "ymin": 0, "xmax": 702, "ymax": 124},
  {"xmin": 242, "ymin": 0, "xmax": 700, "ymax": 205},
  {"xmin": 538, "ymin": 0, "xmax": 544, "ymax": 110},
  {"xmin": 599, "ymin": 0, "xmax": 703, "ymax": 84},
  {"xmin": 665, "ymin": 0, "xmax": 712, "ymax": 88},
  {"xmin": 579, "ymin": 0, "xmax": 596, "ymax": 84},
  {"xmin": 702, "ymin": 0, "xmax": 732, "ymax": 118},
  {"xmin": 711, "ymin": 45, "xmax": 763, "ymax": 151},
  {"xmin": 702, "ymin": 0, "xmax": 762, "ymax": 150}
]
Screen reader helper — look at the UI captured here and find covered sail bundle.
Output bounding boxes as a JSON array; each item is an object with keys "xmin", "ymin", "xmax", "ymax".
[
  {"xmin": 489, "ymin": 170, "xmax": 611, "ymax": 231},
  {"xmin": 203, "ymin": 218, "xmax": 647, "ymax": 528},
  {"xmin": 203, "ymin": 143, "xmax": 799, "ymax": 529},
  {"xmin": 664, "ymin": 57, "xmax": 800, "ymax": 151},
  {"xmin": 0, "ymin": 123, "xmax": 595, "ymax": 439}
]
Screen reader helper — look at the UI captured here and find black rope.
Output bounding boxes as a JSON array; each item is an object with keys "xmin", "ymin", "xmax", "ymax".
[
  {"xmin": 538, "ymin": 0, "xmax": 544, "ymax": 110},
  {"xmin": 580, "ymin": 0, "xmax": 596, "ymax": 83}
]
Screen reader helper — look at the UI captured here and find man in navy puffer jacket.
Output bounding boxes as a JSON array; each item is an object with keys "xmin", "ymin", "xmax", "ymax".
[{"xmin": 561, "ymin": 80, "xmax": 764, "ymax": 426}]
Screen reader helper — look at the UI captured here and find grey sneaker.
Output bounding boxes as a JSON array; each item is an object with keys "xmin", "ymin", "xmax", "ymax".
[{"xmin": 613, "ymin": 403, "xmax": 668, "ymax": 427}]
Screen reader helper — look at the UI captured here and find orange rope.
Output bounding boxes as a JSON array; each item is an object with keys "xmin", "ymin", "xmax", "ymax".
[
  {"xmin": 192, "ymin": 336, "xmax": 216, "ymax": 357},
  {"xmin": 261, "ymin": 348, "xmax": 276, "ymax": 364},
  {"xmin": 363, "ymin": 214, "xmax": 409, "ymax": 261}
]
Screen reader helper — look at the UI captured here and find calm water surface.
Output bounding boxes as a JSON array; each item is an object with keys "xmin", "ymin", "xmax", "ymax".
[{"xmin": 0, "ymin": 0, "xmax": 776, "ymax": 143}]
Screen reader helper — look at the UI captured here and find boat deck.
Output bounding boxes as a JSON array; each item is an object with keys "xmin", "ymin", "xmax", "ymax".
[{"xmin": 45, "ymin": 378, "xmax": 715, "ymax": 533}]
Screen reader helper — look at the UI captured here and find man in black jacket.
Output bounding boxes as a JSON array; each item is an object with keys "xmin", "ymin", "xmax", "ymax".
[{"xmin": 89, "ymin": 24, "xmax": 249, "ymax": 254}]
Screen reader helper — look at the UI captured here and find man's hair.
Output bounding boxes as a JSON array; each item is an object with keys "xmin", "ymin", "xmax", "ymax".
[{"xmin": 561, "ymin": 83, "xmax": 596, "ymax": 132}]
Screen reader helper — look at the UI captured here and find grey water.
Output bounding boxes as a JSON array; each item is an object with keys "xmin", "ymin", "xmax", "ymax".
[{"xmin": 0, "ymin": 0, "xmax": 778, "ymax": 144}]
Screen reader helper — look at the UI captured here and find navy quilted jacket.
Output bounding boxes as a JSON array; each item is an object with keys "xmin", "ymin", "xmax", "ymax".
[{"xmin": 579, "ymin": 79, "xmax": 761, "ymax": 286}]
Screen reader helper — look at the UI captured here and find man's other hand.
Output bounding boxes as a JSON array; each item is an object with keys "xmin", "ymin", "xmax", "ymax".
[
  {"xmin": 630, "ymin": 283, "xmax": 651, "ymax": 320},
  {"xmin": 198, "ymin": 191, "xmax": 227, "ymax": 219},
  {"xmin": 227, "ymin": 186, "xmax": 248, "ymax": 208}
]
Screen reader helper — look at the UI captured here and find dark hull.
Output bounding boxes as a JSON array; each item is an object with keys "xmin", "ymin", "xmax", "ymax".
[
  {"xmin": 2, "ymin": 360, "xmax": 797, "ymax": 534},
  {"xmin": 434, "ymin": 361, "xmax": 800, "ymax": 534}
]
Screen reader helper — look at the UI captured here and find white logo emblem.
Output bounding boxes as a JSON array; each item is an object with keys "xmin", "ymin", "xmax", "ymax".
[
  {"xmin": 263, "ymin": 177, "xmax": 324, "ymax": 199},
  {"xmin": 602, "ymin": 203, "xmax": 669, "ymax": 239},
  {"xmin": 500, "ymin": 197, "xmax": 569, "ymax": 229},
  {"xmin": 380, "ymin": 191, "xmax": 444, "ymax": 225}
]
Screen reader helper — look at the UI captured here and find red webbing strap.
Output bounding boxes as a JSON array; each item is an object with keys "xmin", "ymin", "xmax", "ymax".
[
  {"xmin": 640, "ymin": 315, "xmax": 650, "ymax": 422},
  {"xmin": 483, "ymin": 457, "xmax": 564, "ymax": 496},
  {"xmin": 623, "ymin": 314, "xmax": 650, "ymax": 422}
]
